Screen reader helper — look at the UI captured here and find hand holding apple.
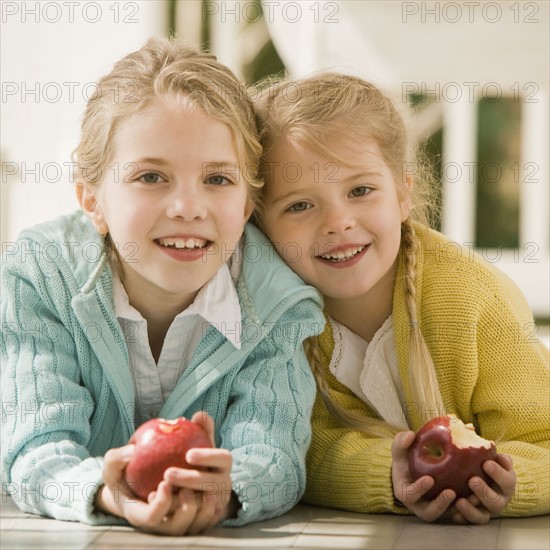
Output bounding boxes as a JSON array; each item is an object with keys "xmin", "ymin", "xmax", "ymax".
[
  {"xmin": 124, "ymin": 417, "xmax": 212, "ymax": 501},
  {"xmin": 96, "ymin": 443, "xmax": 201, "ymax": 536},
  {"xmin": 161, "ymin": 411, "xmax": 237, "ymax": 534},
  {"xmin": 408, "ymin": 414, "xmax": 497, "ymax": 500}
]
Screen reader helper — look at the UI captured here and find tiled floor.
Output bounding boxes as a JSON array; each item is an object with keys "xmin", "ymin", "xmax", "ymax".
[{"xmin": 2, "ymin": 494, "xmax": 549, "ymax": 549}]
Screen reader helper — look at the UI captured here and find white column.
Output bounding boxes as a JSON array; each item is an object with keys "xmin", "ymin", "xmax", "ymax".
[
  {"xmin": 441, "ymin": 95, "xmax": 478, "ymax": 245},
  {"xmin": 175, "ymin": 0, "xmax": 203, "ymax": 49},
  {"xmin": 260, "ymin": 0, "xmax": 319, "ymax": 77},
  {"xmin": 209, "ymin": 1, "xmax": 244, "ymax": 77},
  {"xmin": 520, "ymin": 90, "xmax": 549, "ymax": 252}
]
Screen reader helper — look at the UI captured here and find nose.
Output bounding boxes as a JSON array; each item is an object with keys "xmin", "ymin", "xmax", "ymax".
[
  {"xmin": 320, "ymin": 203, "xmax": 356, "ymax": 235},
  {"xmin": 165, "ymin": 183, "xmax": 207, "ymax": 221}
]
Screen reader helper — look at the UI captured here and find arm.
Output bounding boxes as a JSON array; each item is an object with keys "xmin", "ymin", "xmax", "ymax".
[
  {"xmin": 302, "ymin": 364, "xmax": 408, "ymax": 514},
  {"xmin": 219, "ymin": 316, "xmax": 319, "ymax": 525},
  {"xmin": 152, "ymin": 304, "xmax": 323, "ymax": 527},
  {"xmin": 415, "ymin": 252, "xmax": 550, "ymax": 520},
  {"xmin": 1, "ymin": 261, "xmax": 119, "ymax": 524},
  {"xmin": 2, "ymin": 258, "xmax": 204, "ymax": 533},
  {"xmin": 469, "ymin": 282, "xmax": 550, "ymax": 517}
]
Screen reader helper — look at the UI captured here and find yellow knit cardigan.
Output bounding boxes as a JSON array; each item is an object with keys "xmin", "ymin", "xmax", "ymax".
[{"xmin": 303, "ymin": 223, "xmax": 550, "ymax": 516}]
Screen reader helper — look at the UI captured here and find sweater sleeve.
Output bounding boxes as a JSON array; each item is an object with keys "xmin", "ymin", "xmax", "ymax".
[
  {"xmin": 468, "ymin": 271, "xmax": 550, "ymax": 517},
  {"xmin": 218, "ymin": 304, "xmax": 321, "ymax": 526},
  {"xmin": 407, "ymin": 226, "xmax": 550, "ymax": 517},
  {"xmin": 301, "ymin": 329, "xmax": 408, "ymax": 514},
  {"xmin": 1, "ymin": 256, "xmax": 123, "ymax": 525}
]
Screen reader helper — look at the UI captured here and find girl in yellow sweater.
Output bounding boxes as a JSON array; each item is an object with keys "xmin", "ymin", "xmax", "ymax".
[{"xmin": 254, "ymin": 73, "xmax": 549, "ymax": 523}]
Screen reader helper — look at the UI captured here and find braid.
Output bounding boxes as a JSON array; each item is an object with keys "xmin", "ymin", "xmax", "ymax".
[
  {"xmin": 303, "ymin": 337, "xmax": 401, "ymax": 438},
  {"xmin": 303, "ymin": 222, "xmax": 444, "ymax": 436},
  {"xmin": 401, "ymin": 218, "xmax": 445, "ymax": 424}
]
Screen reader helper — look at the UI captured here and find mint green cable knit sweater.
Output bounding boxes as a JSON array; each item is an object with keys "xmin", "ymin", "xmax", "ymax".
[{"xmin": 1, "ymin": 212, "xmax": 324, "ymax": 526}]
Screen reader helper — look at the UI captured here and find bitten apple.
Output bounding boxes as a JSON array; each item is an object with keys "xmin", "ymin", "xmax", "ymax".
[
  {"xmin": 408, "ymin": 414, "xmax": 497, "ymax": 500},
  {"xmin": 124, "ymin": 417, "xmax": 212, "ymax": 501}
]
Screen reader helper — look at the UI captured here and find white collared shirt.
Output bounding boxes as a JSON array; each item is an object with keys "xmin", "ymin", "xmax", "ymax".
[
  {"xmin": 328, "ymin": 316, "xmax": 410, "ymax": 430},
  {"xmin": 112, "ymin": 253, "xmax": 242, "ymax": 426}
]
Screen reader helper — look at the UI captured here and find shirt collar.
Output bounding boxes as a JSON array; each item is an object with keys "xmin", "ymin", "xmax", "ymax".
[{"xmin": 111, "ymin": 253, "xmax": 243, "ymax": 349}]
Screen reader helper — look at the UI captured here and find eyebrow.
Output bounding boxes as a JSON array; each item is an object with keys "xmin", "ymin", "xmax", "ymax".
[
  {"xmin": 201, "ymin": 161, "xmax": 242, "ymax": 170},
  {"xmin": 131, "ymin": 157, "xmax": 169, "ymax": 166},
  {"xmin": 346, "ymin": 170, "xmax": 384, "ymax": 181},
  {"xmin": 130, "ymin": 159, "xmax": 241, "ymax": 170}
]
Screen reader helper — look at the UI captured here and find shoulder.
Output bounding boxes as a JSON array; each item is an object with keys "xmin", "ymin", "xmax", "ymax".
[
  {"xmin": 412, "ymin": 223, "xmax": 533, "ymax": 322},
  {"xmin": 238, "ymin": 223, "xmax": 324, "ymax": 325},
  {"xmin": 2, "ymin": 211, "xmax": 108, "ymax": 293},
  {"xmin": 17, "ymin": 210, "xmax": 96, "ymax": 245}
]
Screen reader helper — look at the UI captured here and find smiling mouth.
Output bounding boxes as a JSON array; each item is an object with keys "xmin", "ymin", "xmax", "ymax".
[
  {"xmin": 318, "ymin": 245, "xmax": 366, "ymax": 262},
  {"xmin": 156, "ymin": 237, "xmax": 211, "ymax": 250}
]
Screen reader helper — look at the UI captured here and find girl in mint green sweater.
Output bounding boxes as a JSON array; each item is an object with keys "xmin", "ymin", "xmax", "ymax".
[{"xmin": 1, "ymin": 37, "xmax": 324, "ymax": 535}]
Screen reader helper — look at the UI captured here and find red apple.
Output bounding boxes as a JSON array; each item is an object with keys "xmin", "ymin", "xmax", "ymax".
[
  {"xmin": 408, "ymin": 414, "xmax": 497, "ymax": 500},
  {"xmin": 124, "ymin": 417, "xmax": 212, "ymax": 501}
]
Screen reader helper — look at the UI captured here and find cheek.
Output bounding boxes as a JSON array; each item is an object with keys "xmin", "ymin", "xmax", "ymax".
[
  {"xmin": 216, "ymin": 201, "xmax": 250, "ymax": 242},
  {"xmin": 261, "ymin": 219, "xmax": 294, "ymax": 253}
]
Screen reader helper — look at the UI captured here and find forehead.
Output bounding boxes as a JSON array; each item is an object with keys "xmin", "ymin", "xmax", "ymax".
[
  {"xmin": 112, "ymin": 97, "xmax": 238, "ymax": 157},
  {"xmin": 116, "ymin": 96, "xmax": 227, "ymax": 134},
  {"xmin": 266, "ymin": 136, "xmax": 390, "ymax": 177}
]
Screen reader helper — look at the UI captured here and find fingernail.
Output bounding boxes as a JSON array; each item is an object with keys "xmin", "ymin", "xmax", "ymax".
[
  {"xmin": 164, "ymin": 468, "xmax": 176, "ymax": 480},
  {"xmin": 468, "ymin": 477, "xmax": 482, "ymax": 489}
]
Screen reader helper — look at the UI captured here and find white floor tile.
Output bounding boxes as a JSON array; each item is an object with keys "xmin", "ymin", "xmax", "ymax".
[
  {"xmin": 496, "ymin": 516, "xmax": 550, "ymax": 550},
  {"xmin": 394, "ymin": 520, "xmax": 500, "ymax": 549}
]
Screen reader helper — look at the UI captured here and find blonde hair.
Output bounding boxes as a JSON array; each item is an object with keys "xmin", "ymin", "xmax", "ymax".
[
  {"xmin": 254, "ymin": 73, "xmax": 443, "ymax": 435},
  {"xmin": 73, "ymin": 35, "xmax": 263, "ymax": 201}
]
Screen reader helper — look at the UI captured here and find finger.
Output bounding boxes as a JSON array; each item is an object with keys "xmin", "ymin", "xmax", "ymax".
[
  {"xmin": 164, "ymin": 468, "xmax": 229, "ymax": 492},
  {"xmin": 396, "ymin": 476, "xmax": 435, "ymax": 505},
  {"xmin": 102, "ymin": 445, "xmax": 137, "ymax": 502},
  {"xmin": 102, "ymin": 445, "xmax": 135, "ymax": 484},
  {"xmin": 187, "ymin": 492, "xmax": 220, "ymax": 535},
  {"xmin": 139, "ymin": 481, "xmax": 175, "ymax": 526},
  {"xmin": 185, "ymin": 448, "xmax": 232, "ymax": 470},
  {"xmin": 454, "ymin": 496, "xmax": 491, "ymax": 525},
  {"xmin": 415, "ymin": 489, "xmax": 457, "ymax": 523},
  {"xmin": 468, "ymin": 476, "xmax": 507, "ymax": 515},
  {"xmin": 496, "ymin": 453, "xmax": 513, "ymax": 471},
  {"xmin": 142, "ymin": 489, "xmax": 199, "ymax": 536},
  {"xmin": 162, "ymin": 489, "xmax": 200, "ymax": 536},
  {"xmin": 190, "ymin": 411, "xmax": 216, "ymax": 446},
  {"xmin": 482, "ymin": 461, "xmax": 517, "ymax": 499},
  {"xmin": 148, "ymin": 488, "xmax": 182, "ymax": 515},
  {"xmin": 391, "ymin": 431, "xmax": 415, "ymax": 458},
  {"xmin": 451, "ymin": 511, "xmax": 469, "ymax": 524}
]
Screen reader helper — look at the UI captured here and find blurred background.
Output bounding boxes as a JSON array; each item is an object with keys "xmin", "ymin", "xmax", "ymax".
[{"xmin": 1, "ymin": 0, "xmax": 548, "ymax": 334}]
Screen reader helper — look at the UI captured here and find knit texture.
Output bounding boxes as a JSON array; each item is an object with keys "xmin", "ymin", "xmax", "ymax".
[
  {"xmin": 303, "ymin": 223, "xmax": 550, "ymax": 517},
  {"xmin": 1, "ymin": 212, "xmax": 325, "ymax": 526}
]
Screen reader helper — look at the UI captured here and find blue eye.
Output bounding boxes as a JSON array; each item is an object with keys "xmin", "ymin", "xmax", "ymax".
[
  {"xmin": 350, "ymin": 186, "xmax": 371, "ymax": 197},
  {"xmin": 139, "ymin": 173, "xmax": 163, "ymax": 184},
  {"xmin": 288, "ymin": 202, "xmax": 312, "ymax": 212},
  {"xmin": 206, "ymin": 175, "xmax": 231, "ymax": 186}
]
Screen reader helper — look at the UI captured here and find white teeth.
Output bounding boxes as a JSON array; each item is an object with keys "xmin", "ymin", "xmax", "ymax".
[
  {"xmin": 158, "ymin": 237, "xmax": 207, "ymax": 249},
  {"xmin": 321, "ymin": 246, "xmax": 365, "ymax": 261}
]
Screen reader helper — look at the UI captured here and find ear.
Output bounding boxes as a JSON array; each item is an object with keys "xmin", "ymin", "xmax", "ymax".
[
  {"xmin": 399, "ymin": 175, "xmax": 414, "ymax": 222},
  {"xmin": 76, "ymin": 182, "xmax": 108, "ymax": 235}
]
